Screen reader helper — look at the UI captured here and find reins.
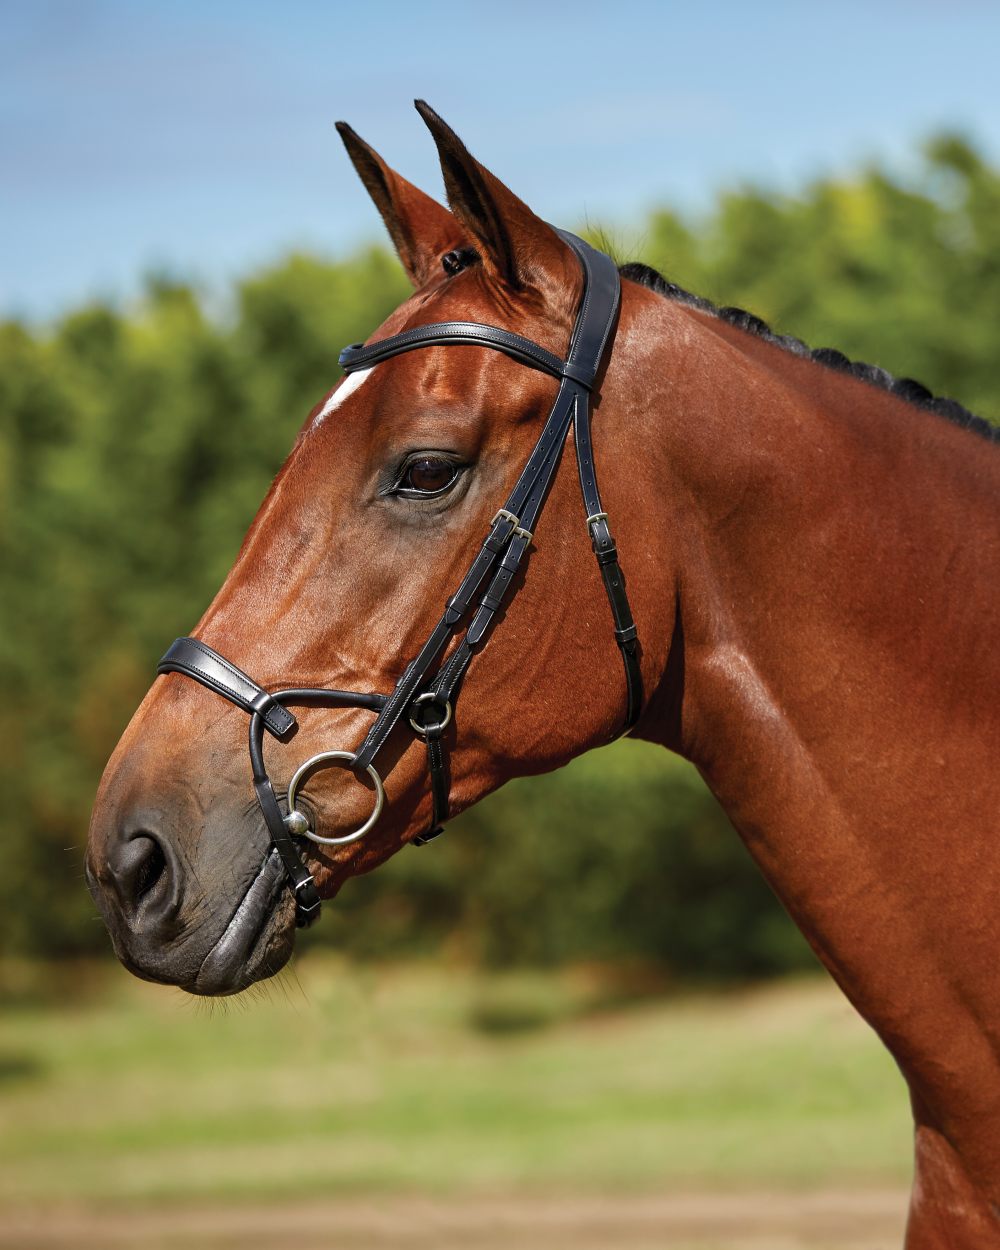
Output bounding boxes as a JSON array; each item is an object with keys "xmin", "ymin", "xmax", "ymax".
[{"xmin": 156, "ymin": 231, "xmax": 641, "ymax": 926}]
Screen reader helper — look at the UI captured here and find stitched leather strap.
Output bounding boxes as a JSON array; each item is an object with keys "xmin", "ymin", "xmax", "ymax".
[
  {"xmin": 340, "ymin": 322, "xmax": 566, "ymax": 381},
  {"xmin": 572, "ymin": 385, "xmax": 643, "ymax": 731},
  {"xmin": 558, "ymin": 231, "xmax": 621, "ymax": 387},
  {"xmin": 410, "ymin": 717, "xmax": 448, "ymax": 847},
  {"xmin": 158, "ymin": 637, "xmax": 296, "ymax": 738},
  {"xmin": 253, "ymin": 774, "xmax": 322, "ymax": 924},
  {"xmin": 358, "ymin": 232, "xmax": 637, "ymax": 842}
]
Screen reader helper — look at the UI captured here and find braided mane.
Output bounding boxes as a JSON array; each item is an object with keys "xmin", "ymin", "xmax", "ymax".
[{"xmin": 621, "ymin": 262, "xmax": 998, "ymax": 444}]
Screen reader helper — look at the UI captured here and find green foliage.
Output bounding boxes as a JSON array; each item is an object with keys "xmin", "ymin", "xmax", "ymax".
[{"xmin": 3, "ymin": 139, "xmax": 998, "ymax": 967}]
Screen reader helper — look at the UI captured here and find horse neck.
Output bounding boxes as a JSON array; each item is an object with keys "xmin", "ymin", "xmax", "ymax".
[{"xmin": 612, "ymin": 285, "xmax": 1000, "ymax": 1164}]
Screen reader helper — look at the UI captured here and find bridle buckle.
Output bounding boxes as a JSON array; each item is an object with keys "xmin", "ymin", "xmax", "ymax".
[{"xmin": 491, "ymin": 508, "xmax": 533, "ymax": 542}]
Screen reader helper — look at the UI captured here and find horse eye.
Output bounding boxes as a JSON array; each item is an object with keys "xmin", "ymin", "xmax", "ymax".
[{"xmin": 401, "ymin": 457, "xmax": 459, "ymax": 495}]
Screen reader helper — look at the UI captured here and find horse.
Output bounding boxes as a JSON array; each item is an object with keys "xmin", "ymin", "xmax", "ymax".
[{"xmin": 86, "ymin": 102, "xmax": 1000, "ymax": 1247}]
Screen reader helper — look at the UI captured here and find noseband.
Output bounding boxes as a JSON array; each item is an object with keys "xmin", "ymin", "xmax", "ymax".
[{"xmin": 157, "ymin": 232, "xmax": 641, "ymax": 926}]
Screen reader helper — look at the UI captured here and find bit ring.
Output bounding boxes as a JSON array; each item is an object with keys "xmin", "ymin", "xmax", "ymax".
[{"xmin": 285, "ymin": 750, "xmax": 385, "ymax": 845}]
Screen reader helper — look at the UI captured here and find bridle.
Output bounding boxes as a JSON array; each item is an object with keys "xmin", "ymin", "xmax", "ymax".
[
  {"xmin": 156, "ymin": 231, "xmax": 641, "ymax": 927},
  {"xmin": 157, "ymin": 233, "xmax": 640, "ymax": 925}
]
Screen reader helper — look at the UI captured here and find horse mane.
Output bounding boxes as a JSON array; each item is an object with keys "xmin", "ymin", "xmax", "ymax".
[{"xmin": 620, "ymin": 262, "xmax": 999, "ymax": 444}]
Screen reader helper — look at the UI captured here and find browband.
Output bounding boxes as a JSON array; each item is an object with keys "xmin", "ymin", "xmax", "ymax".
[
  {"xmin": 340, "ymin": 322, "xmax": 567, "ymax": 383},
  {"xmin": 339, "ymin": 229, "xmax": 619, "ymax": 392}
]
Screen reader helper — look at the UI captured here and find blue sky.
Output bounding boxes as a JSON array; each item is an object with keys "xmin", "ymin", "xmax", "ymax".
[{"xmin": 4, "ymin": 0, "xmax": 1000, "ymax": 320}]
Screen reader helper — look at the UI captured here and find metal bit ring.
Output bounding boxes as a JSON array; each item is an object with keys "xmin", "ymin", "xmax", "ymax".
[{"xmin": 285, "ymin": 750, "xmax": 385, "ymax": 846}]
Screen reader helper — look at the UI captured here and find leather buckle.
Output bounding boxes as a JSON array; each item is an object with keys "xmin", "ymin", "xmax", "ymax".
[{"xmin": 491, "ymin": 509, "xmax": 532, "ymax": 542}]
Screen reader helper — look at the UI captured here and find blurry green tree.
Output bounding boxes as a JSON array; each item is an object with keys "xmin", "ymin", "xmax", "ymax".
[{"xmin": 2, "ymin": 138, "xmax": 996, "ymax": 974}]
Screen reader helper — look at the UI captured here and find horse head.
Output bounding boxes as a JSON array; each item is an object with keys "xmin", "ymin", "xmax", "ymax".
[{"xmin": 85, "ymin": 103, "xmax": 654, "ymax": 994}]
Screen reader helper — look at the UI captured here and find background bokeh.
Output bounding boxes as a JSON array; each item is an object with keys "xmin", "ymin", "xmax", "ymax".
[{"xmin": 3, "ymin": 4, "xmax": 1000, "ymax": 1247}]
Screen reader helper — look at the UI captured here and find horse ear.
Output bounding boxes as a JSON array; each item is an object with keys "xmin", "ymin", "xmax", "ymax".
[
  {"xmin": 414, "ymin": 100, "xmax": 576, "ymax": 294},
  {"xmin": 335, "ymin": 121, "xmax": 466, "ymax": 288}
]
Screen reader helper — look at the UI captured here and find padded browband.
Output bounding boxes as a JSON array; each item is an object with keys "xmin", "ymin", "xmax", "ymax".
[
  {"xmin": 340, "ymin": 323, "xmax": 568, "ymax": 383},
  {"xmin": 338, "ymin": 230, "xmax": 617, "ymax": 392},
  {"xmin": 158, "ymin": 637, "xmax": 296, "ymax": 738}
]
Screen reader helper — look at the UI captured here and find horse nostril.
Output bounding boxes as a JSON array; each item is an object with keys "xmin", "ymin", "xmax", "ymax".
[
  {"xmin": 133, "ymin": 837, "xmax": 167, "ymax": 902},
  {"xmin": 110, "ymin": 832, "xmax": 171, "ymax": 915}
]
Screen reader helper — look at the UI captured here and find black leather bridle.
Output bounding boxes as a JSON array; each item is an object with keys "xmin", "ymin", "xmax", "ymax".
[{"xmin": 156, "ymin": 231, "xmax": 641, "ymax": 927}]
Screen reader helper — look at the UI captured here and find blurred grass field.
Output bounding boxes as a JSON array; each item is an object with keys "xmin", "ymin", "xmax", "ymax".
[{"xmin": 0, "ymin": 958, "xmax": 912, "ymax": 1214}]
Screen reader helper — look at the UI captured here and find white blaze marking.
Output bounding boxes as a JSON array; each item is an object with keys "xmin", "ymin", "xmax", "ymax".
[{"xmin": 314, "ymin": 368, "xmax": 372, "ymax": 425}]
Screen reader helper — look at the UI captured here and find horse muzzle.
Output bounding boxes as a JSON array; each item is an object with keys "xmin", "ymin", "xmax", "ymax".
[{"xmin": 85, "ymin": 790, "xmax": 297, "ymax": 995}]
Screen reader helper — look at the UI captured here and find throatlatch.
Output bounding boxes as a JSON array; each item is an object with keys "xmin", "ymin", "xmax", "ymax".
[{"xmin": 157, "ymin": 231, "xmax": 641, "ymax": 927}]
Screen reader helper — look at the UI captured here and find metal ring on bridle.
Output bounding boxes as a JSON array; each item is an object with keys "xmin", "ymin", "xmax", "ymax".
[
  {"xmin": 285, "ymin": 750, "xmax": 385, "ymax": 846},
  {"xmin": 408, "ymin": 692, "xmax": 453, "ymax": 736}
]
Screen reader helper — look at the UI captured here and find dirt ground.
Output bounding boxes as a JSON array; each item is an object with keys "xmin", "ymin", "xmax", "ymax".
[{"xmin": 1, "ymin": 1190, "xmax": 910, "ymax": 1250}]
